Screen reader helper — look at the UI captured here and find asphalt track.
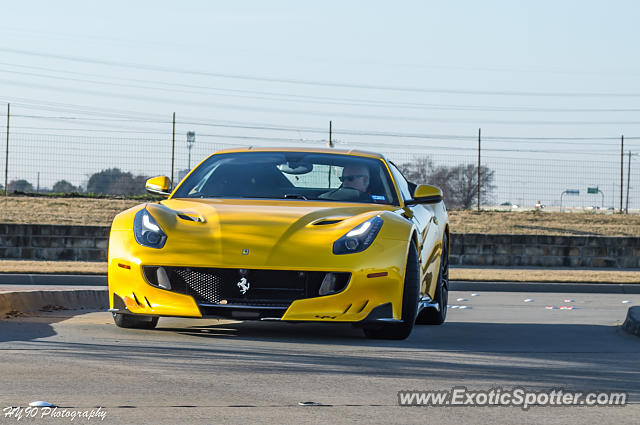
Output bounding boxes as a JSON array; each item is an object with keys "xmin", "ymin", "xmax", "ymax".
[{"xmin": 0, "ymin": 291, "xmax": 638, "ymax": 424}]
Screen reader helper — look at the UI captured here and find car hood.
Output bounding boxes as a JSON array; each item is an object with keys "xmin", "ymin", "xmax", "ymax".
[{"xmin": 136, "ymin": 198, "xmax": 397, "ymax": 268}]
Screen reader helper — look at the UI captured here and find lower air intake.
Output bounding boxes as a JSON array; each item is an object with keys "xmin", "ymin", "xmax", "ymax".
[
  {"xmin": 175, "ymin": 268, "xmax": 223, "ymax": 304},
  {"xmin": 142, "ymin": 266, "xmax": 350, "ymax": 306}
]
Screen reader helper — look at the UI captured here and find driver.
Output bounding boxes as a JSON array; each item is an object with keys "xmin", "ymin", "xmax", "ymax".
[
  {"xmin": 340, "ymin": 164, "xmax": 370, "ymax": 193},
  {"xmin": 319, "ymin": 163, "xmax": 372, "ymax": 201}
]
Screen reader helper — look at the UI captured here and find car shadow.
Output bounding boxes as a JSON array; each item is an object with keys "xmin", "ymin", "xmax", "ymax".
[
  {"xmin": 0, "ymin": 314, "xmax": 69, "ymax": 343},
  {"xmin": 6, "ymin": 316, "xmax": 639, "ymax": 397},
  {"xmin": 28, "ymin": 320, "xmax": 638, "ymax": 397},
  {"xmin": 153, "ymin": 320, "xmax": 638, "ymax": 394},
  {"xmin": 154, "ymin": 320, "xmax": 640, "ymax": 352}
]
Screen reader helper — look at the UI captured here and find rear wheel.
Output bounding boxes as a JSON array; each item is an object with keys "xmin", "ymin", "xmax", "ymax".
[
  {"xmin": 363, "ymin": 242, "xmax": 419, "ymax": 340},
  {"xmin": 112, "ymin": 312, "xmax": 159, "ymax": 329},
  {"xmin": 416, "ymin": 234, "xmax": 448, "ymax": 325}
]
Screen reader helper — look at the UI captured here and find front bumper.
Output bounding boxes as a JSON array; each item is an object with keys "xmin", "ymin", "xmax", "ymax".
[{"xmin": 108, "ymin": 259, "xmax": 406, "ymax": 323}]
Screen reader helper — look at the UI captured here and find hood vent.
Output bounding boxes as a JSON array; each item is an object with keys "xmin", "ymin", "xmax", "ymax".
[
  {"xmin": 312, "ymin": 219, "xmax": 343, "ymax": 226},
  {"xmin": 177, "ymin": 212, "xmax": 206, "ymax": 223}
]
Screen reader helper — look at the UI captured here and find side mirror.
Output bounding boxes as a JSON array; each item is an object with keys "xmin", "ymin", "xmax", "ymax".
[
  {"xmin": 405, "ymin": 184, "xmax": 443, "ymax": 205},
  {"xmin": 145, "ymin": 176, "xmax": 171, "ymax": 197}
]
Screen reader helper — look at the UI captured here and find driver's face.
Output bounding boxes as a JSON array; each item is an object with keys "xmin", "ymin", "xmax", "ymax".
[{"xmin": 341, "ymin": 165, "xmax": 369, "ymax": 192}]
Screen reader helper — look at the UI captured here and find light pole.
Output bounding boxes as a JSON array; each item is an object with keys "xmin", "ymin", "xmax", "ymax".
[{"xmin": 186, "ymin": 131, "xmax": 196, "ymax": 170}]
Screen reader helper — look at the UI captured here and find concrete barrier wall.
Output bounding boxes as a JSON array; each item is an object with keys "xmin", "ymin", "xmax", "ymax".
[
  {"xmin": 0, "ymin": 224, "xmax": 639, "ymax": 268},
  {"xmin": 0, "ymin": 224, "xmax": 109, "ymax": 261}
]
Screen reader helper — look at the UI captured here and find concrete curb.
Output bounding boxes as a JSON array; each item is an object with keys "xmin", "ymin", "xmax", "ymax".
[
  {"xmin": 0, "ymin": 290, "xmax": 108, "ymax": 316},
  {"xmin": 622, "ymin": 307, "xmax": 640, "ymax": 338},
  {"xmin": 0, "ymin": 281, "xmax": 636, "ymax": 318}
]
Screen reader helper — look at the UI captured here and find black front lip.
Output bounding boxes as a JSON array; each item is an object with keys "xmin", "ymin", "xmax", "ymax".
[
  {"xmin": 111, "ymin": 288, "xmax": 316, "ymax": 321},
  {"xmin": 197, "ymin": 303, "xmax": 288, "ymax": 319},
  {"xmin": 111, "ymin": 293, "xmax": 397, "ymax": 323}
]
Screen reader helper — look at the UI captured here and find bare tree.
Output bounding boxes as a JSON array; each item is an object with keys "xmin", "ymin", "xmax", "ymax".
[
  {"xmin": 399, "ymin": 156, "xmax": 435, "ymax": 184},
  {"xmin": 52, "ymin": 180, "xmax": 78, "ymax": 193},
  {"xmin": 441, "ymin": 164, "xmax": 495, "ymax": 208},
  {"xmin": 8, "ymin": 179, "xmax": 34, "ymax": 193},
  {"xmin": 113, "ymin": 174, "xmax": 147, "ymax": 196},
  {"xmin": 87, "ymin": 168, "xmax": 148, "ymax": 196},
  {"xmin": 399, "ymin": 158, "xmax": 495, "ymax": 209}
]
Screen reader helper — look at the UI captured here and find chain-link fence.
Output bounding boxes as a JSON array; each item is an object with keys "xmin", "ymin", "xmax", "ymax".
[{"xmin": 1, "ymin": 107, "xmax": 639, "ymax": 212}]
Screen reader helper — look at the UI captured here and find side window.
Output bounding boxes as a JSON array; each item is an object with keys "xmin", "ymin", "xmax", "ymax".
[{"xmin": 389, "ymin": 163, "xmax": 413, "ymax": 201}]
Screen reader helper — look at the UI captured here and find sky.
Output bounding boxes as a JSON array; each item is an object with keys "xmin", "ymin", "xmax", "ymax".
[{"xmin": 0, "ymin": 0, "xmax": 639, "ymax": 208}]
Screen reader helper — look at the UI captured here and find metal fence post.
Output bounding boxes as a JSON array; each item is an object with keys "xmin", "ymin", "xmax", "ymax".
[
  {"xmin": 4, "ymin": 103, "xmax": 9, "ymax": 196},
  {"xmin": 626, "ymin": 150, "xmax": 631, "ymax": 214},
  {"xmin": 620, "ymin": 134, "xmax": 624, "ymax": 212},
  {"xmin": 171, "ymin": 112, "xmax": 176, "ymax": 189},
  {"xmin": 477, "ymin": 127, "xmax": 481, "ymax": 211}
]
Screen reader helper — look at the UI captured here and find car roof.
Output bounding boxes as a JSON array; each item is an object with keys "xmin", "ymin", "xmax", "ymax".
[{"xmin": 212, "ymin": 146, "xmax": 386, "ymax": 160}]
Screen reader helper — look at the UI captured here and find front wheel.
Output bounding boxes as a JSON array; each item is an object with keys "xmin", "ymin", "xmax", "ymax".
[
  {"xmin": 112, "ymin": 312, "xmax": 159, "ymax": 329},
  {"xmin": 416, "ymin": 234, "xmax": 448, "ymax": 325},
  {"xmin": 363, "ymin": 242, "xmax": 419, "ymax": 340}
]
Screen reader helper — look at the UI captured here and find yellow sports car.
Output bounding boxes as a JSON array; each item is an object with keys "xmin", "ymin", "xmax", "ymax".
[{"xmin": 108, "ymin": 147, "xmax": 449, "ymax": 339}]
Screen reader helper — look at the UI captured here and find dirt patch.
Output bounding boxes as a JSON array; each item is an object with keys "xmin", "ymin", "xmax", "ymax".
[
  {"xmin": 0, "ymin": 196, "xmax": 139, "ymax": 226},
  {"xmin": 0, "ymin": 260, "xmax": 107, "ymax": 274},
  {"xmin": 3, "ymin": 310, "xmax": 26, "ymax": 319},
  {"xmin": 40, "ymin": 304, "xmax": 70, "ymax": 312},
  {"xmin": 448, "ymin": 210, "xmax": 640, "ymax": 236}
]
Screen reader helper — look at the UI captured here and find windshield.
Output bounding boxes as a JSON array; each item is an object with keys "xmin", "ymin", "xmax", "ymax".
[{"xmin": 172, "ymin": 151, "xmax": 399, "ymax": 205}]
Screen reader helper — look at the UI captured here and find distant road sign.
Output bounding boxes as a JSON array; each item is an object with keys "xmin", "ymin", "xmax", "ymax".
[
  {"xmin": 587, "ymin": 187, "xmax": 599, "ymax": 194},
  {"xmin": 560, "ymin": 189, "xmax": 581, "ymax": 211}
]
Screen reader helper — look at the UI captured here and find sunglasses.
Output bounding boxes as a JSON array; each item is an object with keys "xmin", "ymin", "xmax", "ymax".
[{"xmin": 339, "ymin": 174, "xmax": 368, "ymax": 182}]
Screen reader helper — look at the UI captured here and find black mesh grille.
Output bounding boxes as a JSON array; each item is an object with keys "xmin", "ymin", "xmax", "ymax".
[
  {"xmin": 175, "ymin": 268, "xmax": 222, "ymax": 303},
  {"xmin": 142, "ymin": 266, "xmax": 350, "ymax": 307}
]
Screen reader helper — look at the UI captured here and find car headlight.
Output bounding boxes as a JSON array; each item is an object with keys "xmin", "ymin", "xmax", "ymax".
[
  {"xmin": 333, "ymin": 216, "xmax": 383, "ymax": 255},
  {"xmin": 134, "ymin": 209, "xmax": 167, "ymax": 249}
]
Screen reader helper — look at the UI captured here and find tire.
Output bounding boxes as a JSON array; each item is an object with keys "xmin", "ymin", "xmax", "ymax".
[
  {"xmin": 112, "ymin": 312, "xmax": 159, "ymax": 329},
  {"xmin": 416, "ymin": 234, "xmax": 448, "ymax": 325},
  {"xmin": 363, "ymin": 241, "xmax": 420, "ymax": 340}
]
